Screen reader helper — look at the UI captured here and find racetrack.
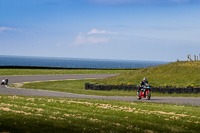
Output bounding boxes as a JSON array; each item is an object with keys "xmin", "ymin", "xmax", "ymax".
[{"xmin": 0, "ymin": 74, "xmax": 200, "ymax": 106}]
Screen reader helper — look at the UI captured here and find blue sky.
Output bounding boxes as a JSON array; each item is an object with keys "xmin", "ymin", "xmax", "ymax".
[{"xmin": 0, "ymin": 0, "xmax": 200, "ymax": 61}]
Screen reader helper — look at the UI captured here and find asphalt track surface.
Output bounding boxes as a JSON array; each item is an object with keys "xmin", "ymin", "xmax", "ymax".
[{"xmin": 0, "ymin": 74, "xmax": 200, "ymax": 106}]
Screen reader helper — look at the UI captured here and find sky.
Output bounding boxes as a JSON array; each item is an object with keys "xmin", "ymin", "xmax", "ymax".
[{"xmin": 0, "ymin": 0, "xmax": 200, "ymax": 62}]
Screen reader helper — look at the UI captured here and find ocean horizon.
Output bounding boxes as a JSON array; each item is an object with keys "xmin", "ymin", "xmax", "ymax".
[{"xmin": 0, "ymin": 55, "xmax": 168, "ymax": 69}]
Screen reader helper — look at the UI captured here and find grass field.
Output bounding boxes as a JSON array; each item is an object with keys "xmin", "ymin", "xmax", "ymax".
[
  {"xmin": 0, "ymin": 69, "xmax": 130, "ymax": 76},
  {"xmin": 15, "ymin": 79, "xmax": 200, "ymax": 97},
  {"xmin": 0, "ymin": 95, "xmax": 199, "ymax": 133},
  {"xmin": 2, "ymin": 61, "xmax": 200, "ymax": 88},
  {"xmin": 95, "ymin": 61, "xmax": 200, "ymax": 87},
  {"xmin": 1, "ymin": 62, "xmax": 200, "ymax": 132},
  {"xmin": 9, "ymin": 61, "xmax": 200, "ymax": 97}
]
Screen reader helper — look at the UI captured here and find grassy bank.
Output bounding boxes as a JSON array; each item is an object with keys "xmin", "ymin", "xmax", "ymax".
[
  {"xmin": 0, "ymin": 95, "xmax": 199, "ymax": 132},
  {"xmin": 0, "ymin": 69, "xmax": 130, "ymax": 76},
  {"xmin": 95, "ymin": 61, "xmax": 200, "ymax": 87}
]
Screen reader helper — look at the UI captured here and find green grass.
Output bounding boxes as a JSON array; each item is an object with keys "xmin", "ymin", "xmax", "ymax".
[
  {"xmin": 2, "ymin": 62, "xmax": 200, "ymax": 88},
  {"xmin": 4, "ymin": 61, "xmax": 200, "ymax": 97},
  {"xmin": 13, "ymin": 79, "xmax": 136, "ymax": 96},
  {"xmin": 95, "ymin": 61, "xmax": 200, "ymax": 87},
  {"xmin": 0, "ymin": 95, "xmax": 199, "ymax": 133},
  {"xmin": 0, "ymin": 69, "xmax": 129, "ymax": 76},
  {"xmin": 14, "ymin": 79, "xmax": 200, "ymax": 97}
]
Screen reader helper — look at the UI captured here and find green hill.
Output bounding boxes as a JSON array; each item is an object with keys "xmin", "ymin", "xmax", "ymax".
[{"xmin": 95, "ymin": 61, "xmax": 200, "ymax": 87}]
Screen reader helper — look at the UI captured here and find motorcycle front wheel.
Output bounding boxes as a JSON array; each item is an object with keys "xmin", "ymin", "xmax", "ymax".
[
  {"xmin": 137, "ymin": 91, "xmax": 141, "ymax": 100},
  {"xmin": 146, "ymin": 92, "xmax": 151, "ymax": 100},
  {"xmin": 137, "ymin": 96, "xmax": 141, "ymax": 100}
]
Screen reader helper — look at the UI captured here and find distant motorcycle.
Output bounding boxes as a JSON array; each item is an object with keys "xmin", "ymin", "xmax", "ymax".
[
  {"xmin": 1, "ymin": 80, "xmax": 6, "ymax": 85},
  {"xmin": 137, "ymin": 84, "xmax": 151, "ymax": 100},
  {"xmin": 1, "ymin": 78, "xmax": 8, "ymax": 85}
]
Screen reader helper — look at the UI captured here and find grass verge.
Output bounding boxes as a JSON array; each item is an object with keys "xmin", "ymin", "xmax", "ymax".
[
  {"xmin": 0, "ymin": 69, "xmax": 130, "ymax": 76},
  {"xmin": 0, "ymin": 95, "xmax": 199, "ymax": 132},
  {"xmin": 12, "ymin": 79, "xmax": 200, "ymax": 97}
]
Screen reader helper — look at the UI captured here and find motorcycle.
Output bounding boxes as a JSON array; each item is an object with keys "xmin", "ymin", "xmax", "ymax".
[
  {"xmin": 1, "ymin": 79, "xmax": 8, "ymax": 85},
  {"xmin": 1, "ymin": 80, "xmax": 6, "ymax": 85},
  {"xmin": 137, "ymin": 84, "xmax": 151, "ymax": 100}
]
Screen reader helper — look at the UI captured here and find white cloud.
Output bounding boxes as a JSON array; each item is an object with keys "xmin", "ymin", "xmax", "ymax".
[
  {"xmin": 0, "ymin": 26, "xmax": 21, "ymax": 34},
  {"xmin": 71, "ymin": 28, "xmax": 118, "ymax": 46},
  {"xmin": 71, "ymin": 32, "xmax": 109, "ymax": 46},
  {"xmin": 0, "ymin": 26, "xmax": 14, "ymax": 32},
  {"xmin": 73, "ymin": 33, "xmax": 86, "ymax": 45},
  {"xmin": 88, "ymin": 37, "xmax": 108, "ymax": 43},
  {"xmin": 88, "ymin": 28, "xmax": 117, "ymax": 35}
]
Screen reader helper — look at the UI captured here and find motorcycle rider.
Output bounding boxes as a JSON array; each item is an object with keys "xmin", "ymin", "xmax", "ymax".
[
  {"xmin": 5, "ymin": 78, "xmax": 8, "ymax": 85},
  {"xmin": 1, "ymin": 78, "xmax": 8, "ymax": 85},
  {"xmin": 137, "ymin": 78, "xmax": 149, "ymax": 95},
  {"xmin": 140, "ymin": 78, "xmax": 148, "ymax": 87}
]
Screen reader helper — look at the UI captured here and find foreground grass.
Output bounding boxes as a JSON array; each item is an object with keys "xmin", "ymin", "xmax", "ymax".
[
  {"xmin": 15, "ymin": 80, "xmax": 200, "ymax": 97},
  {"xmin": 0, "ymin": 95, "xmax": 199, "ymax": 132},
  {"xmin": 0, "ymin": 69, "xmax": 130, "ymax": 76}
]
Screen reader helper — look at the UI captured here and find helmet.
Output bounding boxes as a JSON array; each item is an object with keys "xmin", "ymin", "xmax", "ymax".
[{"xmin": 143, "ymin": 78, "xmax": 147, "ymax": 81}]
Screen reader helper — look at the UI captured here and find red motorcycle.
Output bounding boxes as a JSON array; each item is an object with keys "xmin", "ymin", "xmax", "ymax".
[{"xmin": 137, "ymin": 84, "xmax": 151, "ymax": 100}]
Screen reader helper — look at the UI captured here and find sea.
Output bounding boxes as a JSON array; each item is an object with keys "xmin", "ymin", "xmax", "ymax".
[{"xmin": 0, "ymin": 55, "xmax": 168, "ymax": 69}]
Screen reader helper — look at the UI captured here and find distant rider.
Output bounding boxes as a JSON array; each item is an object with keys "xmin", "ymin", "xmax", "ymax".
[
  {"xmin": 140, "ymin": 78, "xmax": 148, "ymax": 87},
  {"xmin": 1, "ymin": 78, "xmax": 8, "ymax": 85},
  {"xmin": 5, "ymin": 78, "xmax": 8, "ymax": 85},
  {"xmin": 1, "ymin": 79, "xmax": 6, "ymax": 85},
  {"xmin": 137, "ymin": 78, "xmax": 149, "ymax": 95}
]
